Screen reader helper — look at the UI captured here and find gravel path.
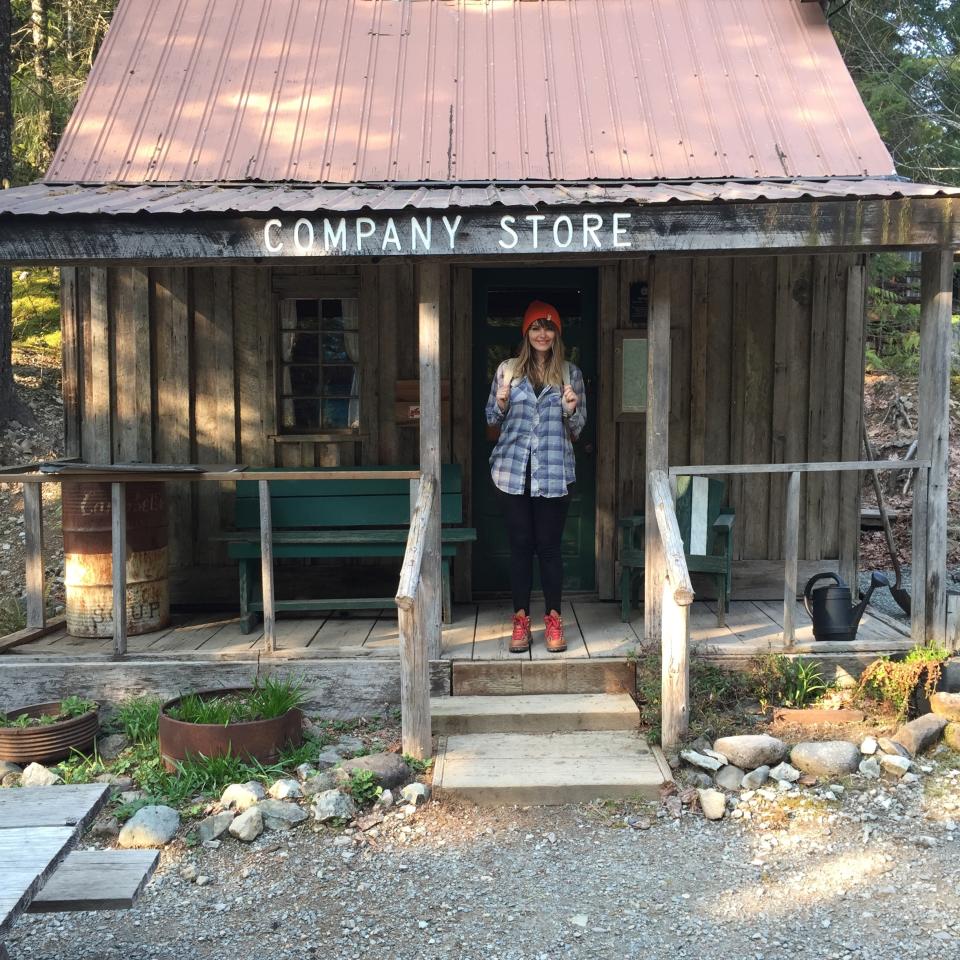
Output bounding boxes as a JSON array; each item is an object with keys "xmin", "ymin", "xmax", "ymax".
[{"xmin": 9, "ymin": 762, "xmax": 960, "ymax": 960}]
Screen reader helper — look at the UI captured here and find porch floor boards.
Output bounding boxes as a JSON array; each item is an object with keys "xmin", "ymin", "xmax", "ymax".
[{"xmin": 7, "ymin": 600, "xmax": 911, "ymax": 661}]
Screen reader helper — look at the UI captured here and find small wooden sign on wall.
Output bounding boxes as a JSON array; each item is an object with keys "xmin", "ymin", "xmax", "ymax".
[
  {"xmin": 395, "ymin": 380, "xmax": 451, "ymax": 426},
  {"xmin": 615, "ymin": 331, "xmax": 648, "ymax": 419}
]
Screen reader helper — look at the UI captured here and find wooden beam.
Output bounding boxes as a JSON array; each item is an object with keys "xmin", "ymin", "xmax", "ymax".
[
  {"xmin": 670, "ymin": 460, "xmax": 926, "ymax": 476},
  {"xmin": 111, "ymin": 482, "xmax": 127, "ymax": 657},
  {"xmin": 258, "ymin": 479, "xmax": 276, "ymax": 653},
  {"xmin": 0, "ymin": 616, "xmax": 65, "ymax": 653},
  {"xmin": 59, "ymin": 267, "xmax": 82, "ymax": 459},
  {"xmin": 644, "ymin": 258, "xmax": 672, "ymax": 642},
  {"xmin": 660, "ymin": 578, "xmax": 690, "ymax": 751},
  {"xmin": 596, "ymin": 264, "xmax": 618, "ymax": 599},
  {"xmin": 23, "ymin": 482, "xmax": 44, "ymax": 630},
  {"xmin": 648, "ymin": 471, "xmax": 695, "ymax": 606},
  {"xmin": 915, "ymin": 249, "xmax": 953, "ymax": 647},
  {"xmin": 782, "ymin": 471, "xmax": 801, "ymax": 648}
]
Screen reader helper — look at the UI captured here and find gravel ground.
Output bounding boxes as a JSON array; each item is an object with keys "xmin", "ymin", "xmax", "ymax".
[{"xmin": 8, "ymin": 757, "xmax": 960, "ymax": 960}]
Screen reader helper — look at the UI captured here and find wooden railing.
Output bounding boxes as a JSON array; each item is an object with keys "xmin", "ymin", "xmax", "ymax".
[
  {"xmin": 395, "ymin": 474, "xmax": 438, "ymax": 759},
  {"xmin": 647, "ymin": 470, "xmax": 694, "ymax": 751}
]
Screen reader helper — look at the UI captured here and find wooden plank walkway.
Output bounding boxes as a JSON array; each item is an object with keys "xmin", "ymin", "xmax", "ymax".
[{"xmin": 4, "ymin": 600, "xmax": 911, "ymax": 662}]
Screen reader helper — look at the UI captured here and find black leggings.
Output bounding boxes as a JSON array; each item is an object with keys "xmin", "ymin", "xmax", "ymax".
[{"xmin": 500, "ymin": 488, "xmax": 570, "ymax": 616}]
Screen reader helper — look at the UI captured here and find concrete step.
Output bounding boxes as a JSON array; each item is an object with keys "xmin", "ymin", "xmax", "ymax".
[
  {"xmin": 434, "ymin": 730, "xmax": 671, "ymax": 805},
  {"xmin": 451, "ymin": 659, "xmax": 636, "ymax": 696},
  {"xmin": 430, "ymin": 692, "xmax": 640, "ymax": 735}
]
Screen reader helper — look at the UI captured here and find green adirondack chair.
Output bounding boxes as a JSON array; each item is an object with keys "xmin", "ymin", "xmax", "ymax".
[{"xmin": 619, "ymin": 476, "xmax": 735, "ymax": 624}]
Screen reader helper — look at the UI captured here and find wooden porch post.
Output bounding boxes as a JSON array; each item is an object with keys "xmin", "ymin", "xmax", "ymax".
[
  {"xmin": 913, "ymin": 249, "xmax": 953, "ymax": 647},
  {"xmin": 418, "ymin": 262, "xmax": 442, "ymax": 660},
  {"xmin": 644, "ymin": 258, "xmax": 672, "ymax": 642}
]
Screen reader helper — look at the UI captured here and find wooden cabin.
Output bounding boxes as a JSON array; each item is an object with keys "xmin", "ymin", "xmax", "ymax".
[{"xmin": 1, "ymin": 0, "xmax": 957, "ymax": 747}]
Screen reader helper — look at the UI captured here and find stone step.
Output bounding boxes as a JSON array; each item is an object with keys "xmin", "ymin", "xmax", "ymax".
[
  {"xmin": 451, "ymin": 659, "xmax": 636, "ymax": 696},
  {"xmin": 430, "ymin": 692, "xmax": 640, "ymax": 735},
  {"xmin": 434, "ymin": 730, "xmax": 671, "ymax": 805}
]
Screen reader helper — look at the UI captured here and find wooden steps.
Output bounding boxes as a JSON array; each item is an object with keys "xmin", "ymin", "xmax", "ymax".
[
  {"xmin": 28, "ymin": 850, "xmax": 159, "ymax": 913},
  {"xmin": 431, "ymin": 692, "xmax": 670, "ymax": 806},
  {"xmin": 451, "ymin": 660, "xmax": 636, "ymax": 696},
  {"xmin": 431, "ymin": 693, "xmax": 640, "ymax": 735}
]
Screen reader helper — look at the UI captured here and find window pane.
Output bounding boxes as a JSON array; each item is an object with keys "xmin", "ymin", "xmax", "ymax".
[
  {"xmin": 286, "ymin": 365, "xmax": 322, "ymax": 395},
  {"xmin": 294, "ymin": 300, "xmax": 320, "ymax": 330},
  {"xmin": 323, "ymin": 365, "xmax": 357, "ymax": 397},
  {"xmin": 322, "ymin": 331, "xmax": 349, "ymax": 362},
  {"xmin": 322, "ymin": 398, "xmax": 351, "ymax": 429},
  {"xmin": 281, "ymin": 331, "xmax": 319, "ymax": 363},
  {"xmin": 282, "ymin": 399, "xmax": 320, "ymax": 430}
]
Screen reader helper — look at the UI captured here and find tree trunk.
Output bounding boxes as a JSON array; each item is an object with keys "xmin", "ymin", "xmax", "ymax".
[{"xmin": 30, "ymin": 0, "xmax": 55, "ymax": 163}]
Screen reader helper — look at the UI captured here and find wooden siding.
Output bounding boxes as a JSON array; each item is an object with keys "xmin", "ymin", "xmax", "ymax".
[{"xmin": 63, "ymin": 253, "xmax": 865, "ymax": 604}]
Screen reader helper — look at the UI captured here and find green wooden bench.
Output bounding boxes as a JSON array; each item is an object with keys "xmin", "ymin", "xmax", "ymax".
[
  {"xmin": 619, "ymin": 475, "xmax": 735, "ymax": 625},
  {"xmin": 227, "ymin": 465, "xmax": 476, "ymax": 634}
]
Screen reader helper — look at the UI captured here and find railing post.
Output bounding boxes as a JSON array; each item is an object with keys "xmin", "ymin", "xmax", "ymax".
[
  {"xmin": 111, "ymin": 482, "xmax": 127, "ymax": 657},
  {"xmin": 782, "ymin": 471, "xmax": 800, "ymax": 648},
  {"xmin": 661, "ymin": 578, "xmax": 690, "ymax": 751},
  {"xmin": 23, "ymin": 482, "xmax": 45, "ymax": 629},
  {"xmin": 259, "ymin": 479, "xmax": 276, "ymax": 653},
  {"xmin": 399, "ymin": 590, "xmax": 432, "ymax": 758}
]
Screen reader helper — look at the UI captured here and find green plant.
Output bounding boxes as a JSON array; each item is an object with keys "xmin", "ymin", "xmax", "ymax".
[
  {"xmin": 752, "ymin": 654, "xmax": 828, "ymax": 709},
  {"xmin": 59, "ymin": 696, "xmax": 98, "ymax": 719},
  {"xmin": 403, "ymin": 754, "xmax": 434, "ymax": 776},
  {"xmin": 0, "ymin": 697, "xmax": 97, "ymax": 729},
  {"xmin": 166, "ymin": 676, "xmax": 307, "ymax": 726},
  {"xmin": 0, "ymin": 596, "xmax": 26, "ymax": 637},
  {"xmin": 114, "ymin": 697, "xmax": 161, "ymax": 745},
  {"xmin": 858, "ymin": 644, "xmax": 949, "ymax": 719},
  {"xmin": 246, "ymin": 675, "xmax": 308, "ymax": 719},
  {"xmin": 347, "ymin": 769, "xmax": 382, "ymax": 806}
]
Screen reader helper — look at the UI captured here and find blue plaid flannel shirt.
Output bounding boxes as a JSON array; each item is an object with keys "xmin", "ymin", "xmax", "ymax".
[{"xmin": 485, "ymin": 361, "xmax": 587, "ymax": 497}]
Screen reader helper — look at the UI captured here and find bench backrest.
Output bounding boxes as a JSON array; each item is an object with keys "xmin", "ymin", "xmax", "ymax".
[
  {"xmin": 674, "ymin": 475, "xmax": 727, "ymax": 557},
  {"xmin": 235, "ymin": 464, "xmax": 463, "ymax": 529}
]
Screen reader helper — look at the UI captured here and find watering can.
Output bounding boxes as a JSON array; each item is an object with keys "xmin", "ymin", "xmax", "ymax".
[{"xmin": 802, "ymin": 571, "xmax": 890, "ymax": 642}]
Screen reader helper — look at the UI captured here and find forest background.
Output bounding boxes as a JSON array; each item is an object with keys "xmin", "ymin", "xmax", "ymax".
[{"xmin": 0, "ymin": 0, "xmax": 959, "ymax": 424}]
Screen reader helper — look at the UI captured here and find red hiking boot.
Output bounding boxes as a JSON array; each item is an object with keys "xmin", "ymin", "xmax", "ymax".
[
  {"xmin": 544, "ymin": 611, "xmax": 566, "ymax": 653},
  {"xmin": 510, "ymin": 613, "xmax": 532, "ymax": 653}
]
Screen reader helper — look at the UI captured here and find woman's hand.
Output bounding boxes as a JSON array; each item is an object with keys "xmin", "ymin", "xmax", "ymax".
[
  {"xmin": 562, "ymin": 385, "xmax": 578, "ymax": 414},
  {"xmin": 496, "ymin": 383, "xmax": 511, "ymax": 412}
]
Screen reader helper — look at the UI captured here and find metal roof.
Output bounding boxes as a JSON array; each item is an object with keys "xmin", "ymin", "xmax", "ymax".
[
  {"xmin": 46, "ymin": 0, "xmax": 894, "ymax": 186},
  {"xmin": 3, "ymin": 179, "xmax": 958, "ymax": 217}
]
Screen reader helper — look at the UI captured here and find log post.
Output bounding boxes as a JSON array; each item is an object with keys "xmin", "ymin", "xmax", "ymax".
[
  {"xmin": 914, "ymin": 249, "xmax": 952, "ymax": 647},
  {"xmin": 23, "ymin": 482, "xmax": 45, "ymax": 629},
  {"xmin": 661, "ymin": 579, "xmax": 690, "ymax": 751},
  {"xmin": 645, "ymin": 258, "xmax": 672, "ymax": 642},
  {"xmin": 258, "ymin": 479, "xmax": 276, "ymax": 653},
  {"xmin": 782, "ymin": 471, "xmax": 800, "ymax": 647},
  {"xmin": 419, "ymin": 262, "xmax": 442, "ymax": 660},
  {"xmin": 111, "ymin": 482, "xmax": 127, "ymax": 657}
]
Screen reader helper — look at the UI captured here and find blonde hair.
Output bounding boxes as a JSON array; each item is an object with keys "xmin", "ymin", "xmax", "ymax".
[{"xmin": 515, "ymin": 321, "xmax": 567, "ymax": 387}]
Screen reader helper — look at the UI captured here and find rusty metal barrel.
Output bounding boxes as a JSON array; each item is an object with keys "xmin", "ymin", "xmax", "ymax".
[{"xmin": 62, "ymin": 482, "xmax": 170, "ymax": 637}]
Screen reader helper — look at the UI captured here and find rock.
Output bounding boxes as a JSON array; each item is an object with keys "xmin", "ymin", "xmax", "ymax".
[
  {"xmin": 220, "ymin": 781, "xmax": 265, "ymax": 811},
  {"xmin": 119, "ymin": 790, "xmax": 146, "ymax": 804},
  {"xmin": 90, "ymin": 816, "xmax": 120, "ymax": 839},
  {"xmin": 94, "ymin": 773, "xmax": 135, "ymax": 794},
  {"xmin": 902, "ymin": 772, "xmax": 920, "ymax": 785},
  {"xmin": 713, "ymin": 765, "xmax": 745, "ymax": 791},
  {"xmin": 338, "ymin": 753, "xmax": 413, "ymax": 789},
  {"xmin": 268, "ymin": 778, "xmax": 303, "ymax": 800},
  {"xmin": 741, "ymin": 766, "xmax": 770, "ymax": 789},
  {"xmin": 687, "ymin": 771, "xmax": 714, "ymax": 790},
  {"xmin": 858, "ymin": 757, "xmax": 881, "ymax": 779},
  {"xmin": 180, "ymin": 864, "xmax": 198, "ymax": 882},
  {"xmin": 1, "ymin": 773, "xmax": 21, "ymax": 788},
  {"xmin": 895, "ymin": 714, "xmax": 948, "ymax": 756},
  {"xmin": 195, "ymin": 875, "xmax": 211, "ymax": 886},
  {"xmin": 769, "ymin": 762, "xmax": 801, "ymax": 783},
  {"xmin": 681, "ymin": 749, "xmax": 724, "ymax": 772},
  {"xmin": 316, "ymin": 749, "xmax": 344, "ymax": 770},
  {"xmin": 0, "ymin": 761, "xmax": 21, "ymax": 777},
  {"xmin": 712, "ymin": 735, "xmax": 787, "ymax": 769},
  {"xmin": 860, "ymin": 736, "xmax": 878, "ymax": 755},
  {"xmin": 118, "ymin": 805, "xmax": 180, "ymax": 848},
  {"xmin": 702, "ymin": 748, "xmax": 729, "ymax": 766},
  {"xmin": 301, "ymin": 771, "xmax": 339, "ymax": 797},
  {"xmin": 698, "ymin": 788, "xmax": 726, "ymax": 820},
  {"xmin": 228, "ymin": 806, "xmax": 263, "ymax": 842},
  {"xmin": 20, "ymin": 763, "xmax": 61, "ymax": 787},
  {"xmin": 295, "ymin": 763, "xmax": 317, "ymax": 781},
  {"xmin": 400, "ymin": 783, "xmax": 431, "ymax": 806},
  {"xmin": 95, "ymin": 733, "xmax": 129, "ymax": 761},
  {"xmin": 877, "ymin": 737, "xmax": 912, "ymax": 759},
  {"xmin": 332, "ymin": 735, "xmax": 365, "ymax": 756},
  {"xmin": 197, "ymin": 812, "xmax": 235, "ymax": 843},
  {"xmin": 790, "ymin": 741, "xmax": 861, "ymax": 778},
  {"xmin": 879, "ymin": 754, "xmax": 912, "ymax": 779},
  {"xmin": 625, "ymin": 815, "xmax": 652, "ymax": 830},
  {"xmin": 311, "ymin": 789, "xmax": 358, "ymax": 823},
  {"xmin": 930, "ymin": 692, "xmax": 960, "ymax": 721},
  {"xmin": 258, "ymin": 799, "xmax": 308, "ymax": 831},
  {"xmin": 377, "ymin": 789, "xmax": 394, "ymax": 809},
  {"xmin": 357, "ymin": 811, "xmax": 385, "ymax": 832},
  {"xmin": 944, "ymin": 723, "xmax": 960, "ymax": 752}
]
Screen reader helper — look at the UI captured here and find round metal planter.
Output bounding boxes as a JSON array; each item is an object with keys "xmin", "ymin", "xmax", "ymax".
[
  {"xmin": 0, "ymin": 702, "xmax": 100, "ymax": 765},
  {"xmin": 158, "ymin": 688, "xmax": 304, "ymax": 772}
]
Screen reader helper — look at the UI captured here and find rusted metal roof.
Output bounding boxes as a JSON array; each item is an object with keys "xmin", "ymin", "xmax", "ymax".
[
  {"xmin": 3, "ymin": 179, "xmax": 958, "ymax": 217},
  {"xmin": 46, "ymin": 0, "xmax": 894, "ymax": 185}
]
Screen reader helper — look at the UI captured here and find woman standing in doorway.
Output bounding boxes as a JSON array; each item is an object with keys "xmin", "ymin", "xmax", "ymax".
[{"xmin": 485, "ymin": 300, "xmax": 587, "ymax": 653}]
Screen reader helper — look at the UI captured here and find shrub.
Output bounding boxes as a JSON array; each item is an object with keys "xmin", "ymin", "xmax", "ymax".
[{"xmin": 858, "ymin": 645, "xmax": 949, "ymax": 719}]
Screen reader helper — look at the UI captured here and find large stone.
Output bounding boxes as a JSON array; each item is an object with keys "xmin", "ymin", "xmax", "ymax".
[
  {"xmin": 713, "ymin": 765, "xmax": 745, "ymax": 791},
  {"xmin": 268, "ymin": 778, "xmax": 303, "ymax": 800},
  {"xmin": 944, "ymin": 723, "xmax": 960, "ymax": 752},
  {"xmin": 95, "ymin": 733, "xmax": 129, "ymax": 761},
  {"xmin": 858, "ymin": 758, "xmax": 880, "ymax": 779},
  {"xmin": 302, "ymin": 771, "xmax": 339, "ymax": 797},
  {"xmin": 879, "ymin": 754, "xmax": 912, "ymax": 779},
  {"xmin": 228, "ymin": 806, "xmax": 263, "ymax": 842},
  {"xmin": 712, "ymin": 735, "xmax": 787, "ymax": 769},
  {"xmin": 316, "ymin": 749, "xmax": 344, "ymax": 770},
  {"xmin": 681, "ymin": 750, "xmax": 724, "ymax": 772},
  {"xmin": 258, "ymin": 799, "xmax": 308, "ymax": 831},
  {"xmin": 769, "ymin": 762, "xmax": 801, "ymax": 783},
  {"xmin": 790, "ymin": 741, "xmax": 861, "ymax": 778},
  {"xmin": 860, "ymin": 736, "xmax": 878, "ymax": 755},
  {"xmin": 930, "ymin": 692, "xmax": 960, "ymax": 721},
  {"xmin": 311, "ymin": 789, "xmax": 358, "ymax": 823},
  {"xmin": 877, "ymin": 737, "xmax": 911, "ymax": 759},
  {"xmin": 118, "ymin": 805, "xmax": 179, "ymax": 848},
  {"xmin": 741, "ymin": 766, "xmax": 770, "ymax": 789},
  {"xmin": 895, "ymin": 714, "xmax": 947, "ymax": 756},
  {"xmin": 220, "ymin": 781, "xmax": 265, "ymax": 811},
  {"xmin": 295, "ymin": 763, "xmax": 318, "ymax": 781},
  {"xmin": 698, "ymin": 788, "xmax": 726, "ymax": 820},
  {"xmin": 337, "ymin": 753, "xmax": 413, "ymax": 790},
  {"xmin": 197, "ymin": 812, "xmax": 235, "ymax": 843},
  {"xmin": 20, "ymin": 763, "xmax": 61, "ymax": 787}
]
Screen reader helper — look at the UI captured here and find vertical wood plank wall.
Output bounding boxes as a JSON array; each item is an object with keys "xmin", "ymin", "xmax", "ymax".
[{"xmin": 63, "ymin": 253, "xmax": 865, "ymax": 603}]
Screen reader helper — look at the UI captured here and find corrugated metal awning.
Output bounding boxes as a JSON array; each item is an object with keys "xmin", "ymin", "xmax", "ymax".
[{"xmin": 2, "ymin": 179, "xmax": 958, "ymax": 217}]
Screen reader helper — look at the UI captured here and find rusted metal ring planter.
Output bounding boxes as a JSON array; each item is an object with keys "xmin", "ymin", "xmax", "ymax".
[
  {"xmin": 0, "ymin": 702, "xmax": 100, "ymax": 765},
  {"xmin": 158, "ymin": 688, "xmax": 303, "ymax": 772}
]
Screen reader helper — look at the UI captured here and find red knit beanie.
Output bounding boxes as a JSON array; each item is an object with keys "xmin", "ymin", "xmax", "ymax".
[{"xmin": 522, "ymin": 300, "xmax": 562, "ymax": 338}]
